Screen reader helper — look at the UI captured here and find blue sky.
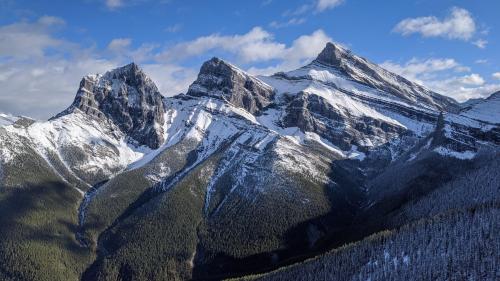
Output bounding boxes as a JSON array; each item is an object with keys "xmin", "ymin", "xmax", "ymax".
[{"xmin": 1, "ymin": 0, "xmax": 499, "ymax": 118}]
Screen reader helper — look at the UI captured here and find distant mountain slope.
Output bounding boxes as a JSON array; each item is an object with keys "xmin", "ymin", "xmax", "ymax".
[
  {"xmin": 0, "ymin": 43, "xmax": 498, "ymax": 281},
  {"xmin": 461, "ymin": 91, "xmax": 500, "ymax": 124},
  {"xmin": 0, "ymin": 113, "xmax": 18, "ymax": 127}
]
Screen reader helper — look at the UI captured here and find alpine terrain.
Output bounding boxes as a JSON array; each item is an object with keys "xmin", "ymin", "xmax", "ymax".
[{"xmin": 0, "ymin": 43, "xmax": 498, "ymax": 281}]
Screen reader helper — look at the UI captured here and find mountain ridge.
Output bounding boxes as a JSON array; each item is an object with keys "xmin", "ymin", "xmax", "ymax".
[{"xmin": 0, "ymin": 42, "xmax": 498, "ymax": 281}]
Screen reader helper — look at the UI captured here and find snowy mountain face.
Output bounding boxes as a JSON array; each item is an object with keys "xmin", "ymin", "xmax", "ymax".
[
  {"xmin": 0, "ymin": 43, "xmax": 499, "ymax": 281},
  {"xmin": 461, "ymin": 91, "xmax": 500, "ymax": 124},
  {"xmin": 57, "ymin": 63, "xmax": 166, "ymax": 149},
  {"xmin": 0, "ymin": 113, "xmax": 18, "ymax": 127},
  {"xmin": 312, "ymin": 43, "xmax": 459, "ymax": 112}
]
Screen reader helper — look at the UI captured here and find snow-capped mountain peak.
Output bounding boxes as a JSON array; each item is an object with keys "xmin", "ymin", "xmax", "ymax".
[
  {"xmin": 311, "ymin": 43, "xmax": 458, "ymax": 112},
  {"xmin": 314, "ymin": 42, "xmax": 352, "ymax": 68},
  {"xmin": 56, "ymin": 63, "xmax": 166, "ymax": 149},
  {"xmin": 186, "ymin": 57, "xmax": 275, "ymax": 114}
]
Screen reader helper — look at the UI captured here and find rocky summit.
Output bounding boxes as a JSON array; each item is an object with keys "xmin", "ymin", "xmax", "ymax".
[
  {"xmin": 187, "ymin": 57, "xmax": 275, "ymax": 114},
  {"xmin": 0, "ymin": 43, "xmax": 499, "ymax": 281},
  {"xmin": 57, "ymin": 63, "xmax": 166, "ymax": 149}
]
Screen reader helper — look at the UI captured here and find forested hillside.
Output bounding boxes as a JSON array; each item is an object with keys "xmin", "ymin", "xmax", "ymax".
[
  {"xmin": 239, "ymin": 204, "xmax": 499, "ymax": 281},
  {"xmin": 237, "ymin": 151, "xmax": 500, "ymax": 281}
]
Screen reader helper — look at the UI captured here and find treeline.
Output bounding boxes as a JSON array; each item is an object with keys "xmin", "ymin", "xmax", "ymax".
[
  {"xmin": 389, "ymin": 151, "xmax": 500, "ymax": 227},
  {"xmin": 81, "ymin": 154, "xmax": 220, "ymax": 281}
]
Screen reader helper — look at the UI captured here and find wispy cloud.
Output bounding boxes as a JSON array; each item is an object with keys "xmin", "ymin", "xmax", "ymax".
[
  {"xmin": 165, "ymin": 23, "xmax": 182, "ymax": 33},
  {"xmin": 261, "ymin": 0, "xmax": 273, "ymax": 7},
  {"xmin": 316, "ymin": 0, "xmax": 344, "ymax": 12},
  {"xmin": 382, "ymin": 58, "xmax": 500, "ymax": 101},
  {"xmin": 283, "ymin": 0, "xmax": 344, "ymax": 17},
  {"xmin": 472, "ymin": 39, "xmax": 488, "ymax": 49},
  {"xmin": 270, "ymin": 17, "xmax": 306, "ymax": 29},
  {"xmin": 105, "ymin": 0, "xmax": 123, "ymax": 9},
  {"xmin": 493, "ymin": 72, "xmax": 500, "ymax": 80}
]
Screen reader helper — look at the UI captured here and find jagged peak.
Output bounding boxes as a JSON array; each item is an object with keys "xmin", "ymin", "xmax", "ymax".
[
  {"xmin": 198, "ymin": 57, "xmax": 249, "ymax": 79},
  {"xmin": 102, "ymin": 62, "xmax": 156, "ymax": 85},
  {"xmin": 54, "ymin": 62, "xmax": 166, "ymax": 149},
  {"xmin": 187, "ymin": 57, "xmax": 274, "ymax": 114},
  {"xmin": 308, "ymin": 42, "xmax": 459, "ymax": 112},
  {"xmin": 313, "ymin": 42, "xmax": 353, "ymax": 67}
]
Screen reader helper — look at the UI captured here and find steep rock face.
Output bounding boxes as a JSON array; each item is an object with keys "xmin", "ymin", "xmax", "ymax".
[
  {"xmin": 59, "ymin": 63, "xmax": 165, "ymax": 149},
  {"xmin": 315, "ymin": 43, "xmax": 458, "ymax": 112},
  {"xmin": 282, "ymin": 92, "xmax": 405, "ymax": 150},
  {"xmin": 186, "ymin": 58, "xmax": 275, "ymax": 114}
]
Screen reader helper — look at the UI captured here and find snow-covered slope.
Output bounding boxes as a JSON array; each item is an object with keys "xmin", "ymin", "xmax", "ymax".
[
  {"xmin": 2, "ymin": 111, "xmax": 147, "ymax": 190},
  {"xmin": 3, "ymin": 43, "xmax": 498, "ymax": 191},
  {"xmin": 461, "ymin": 91, "xmax": 500, "ymax": 124},
  {"xmin": 312, "ymin": 43, "xmax": 459, "ymax": 112},
  {"xmin": 0, "ymin": 113, "xmax": 19, "ymax": 127}
]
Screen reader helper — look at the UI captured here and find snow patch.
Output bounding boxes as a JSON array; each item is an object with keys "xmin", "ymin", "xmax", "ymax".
[
  {"xmin": 433, "ymin": 147, "xmax": 476, "ymax": 160},
  {"xmin": 0, "ymin": 113, "xmax": 19, "ymax": 127}
]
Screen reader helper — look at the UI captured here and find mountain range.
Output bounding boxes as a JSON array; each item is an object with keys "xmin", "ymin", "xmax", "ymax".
[{"xmin": 0, "ymin": 42, "xmax": 498, "ymax": 281}]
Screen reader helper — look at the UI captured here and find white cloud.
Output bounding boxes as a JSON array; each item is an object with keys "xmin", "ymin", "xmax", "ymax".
[
  {"xmin": 382, "ymin": 58, "xmax": 499, "ymax": 101},
  {"xmin": 475, "ymin": 59, "xmax": 488, "ymax": 64},
  {"xmin": 142, "ymin": 64, "xmax": 197, "ymax": 96},
  {"xmin": 393, "ymin": 7, "xmax": 476, "ymax": 41},
  {"xmin": 0, "ymin": 16, "xmax": 66, "ymax": 59},
  {"xmin": 0, "ymin": 17, "xmax": 191, "ymax": 119},
  {"xmin": 429, "ymin": 80, "xmax": 500, "ymax": 102},
  {"xmin": 248, "ymin": 29, "xmax": 333, "ymax": 75},
  {"xmin": 105, "ymin": 0, "xmax": 123, "ymax": 9},
  {"xmin": 472, "ymin": 39, "xmax": 488, "ymax": 49},
  {"xmin": 106, "ymin": 38, "xmax": 158, "ymax": 63},
  {"xmin": 156, "ymin": 27, "xmax": 287, "ymax": 63},
  {"xmin": 0, "ymin": 18, "xmax": 336, "ymax": 119},
  {"xmin": 455, "ymin": 73, "xmax": 485, "ymax": 86},
  {"xmin": 0, "ymin": 57, "xmax": 117, "ymax": 119},
  {"xmin": 156, "ymin": 27, "xmax": 332, "ymax": 73},
  {"xmin": 107, "ymin": 38, "xmax": 132, "ymax": 51},
  {"xmin": 381, "ymin": 58, "xmax": 465, "ymax": 84},
  {"xmin": 316, "ymin": 0, "xmax": 344, "ymax": 12},
  {"xmin": 493, "ymin": 72, "xmax": 500, "ymax": 80}
]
